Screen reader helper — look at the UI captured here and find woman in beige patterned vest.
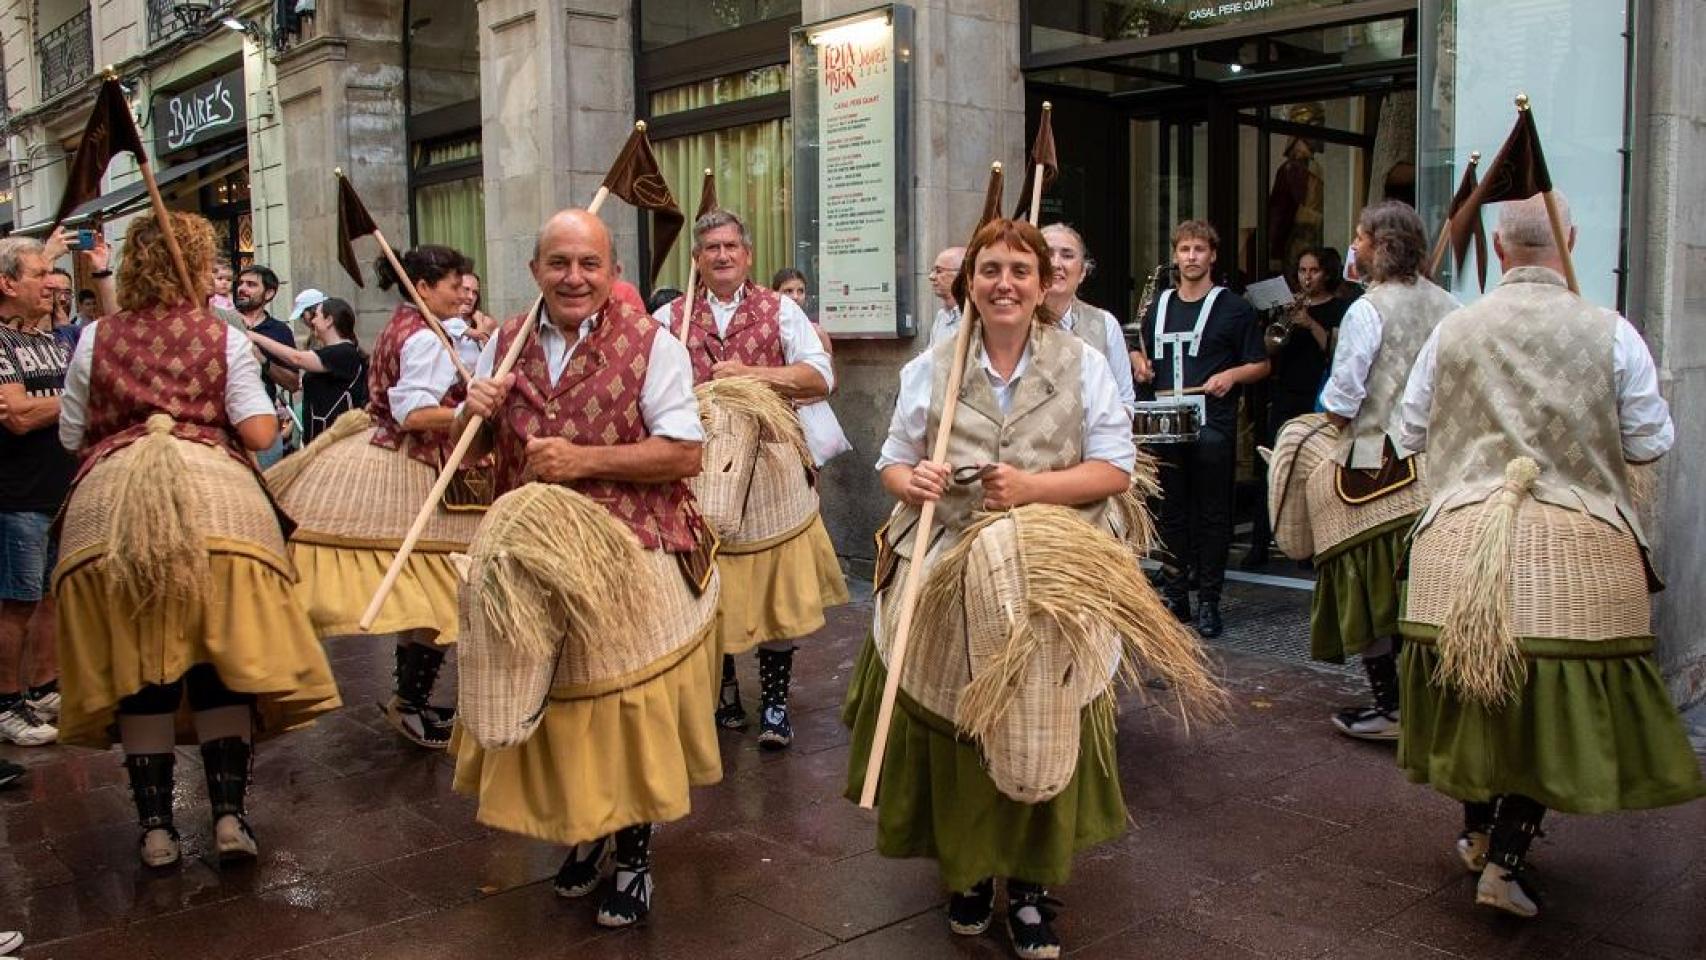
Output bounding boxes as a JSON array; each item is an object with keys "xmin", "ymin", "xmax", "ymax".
[
  {"xmin": 1395, "ymin": 193, "xmax": 1703, "ymax": 919},
  {"xmin": 846, "ymin": 218, "xmax": 1143, "ymax": 960},
  {"xmin": 1313, "ymin": 201, "xmax": 1458, "ymax": 740}
]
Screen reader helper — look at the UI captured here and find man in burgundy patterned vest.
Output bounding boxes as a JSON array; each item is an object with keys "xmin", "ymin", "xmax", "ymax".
[
  {"xmin": 652, "ymin": 209, "xmax": 848, "ymax": 751},
  {"xmin": 456, "ymin": 209, "xmax": 715, "ymax": 928}
]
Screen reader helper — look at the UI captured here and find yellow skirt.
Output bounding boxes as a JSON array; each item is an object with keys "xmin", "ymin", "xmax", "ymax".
[
  {"xmin": 289, "ymin": 541, "xmax": 461, "ymax": 644},
  {"xmin": 450, "ymin": 622, "xmax": 723, "ymax": 846},
  {"xmin": 714, "ymin": 515, "xmax": 849, "ymax": 656},
  {"xmin": 54, "ymin": 547, "xmax": 342, "ymax": 748}
]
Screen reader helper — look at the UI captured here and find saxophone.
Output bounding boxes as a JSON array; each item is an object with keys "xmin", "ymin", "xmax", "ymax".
[{"xmin": 1123, "ymin": 262, "xmax": 1171, "ymax": 354}]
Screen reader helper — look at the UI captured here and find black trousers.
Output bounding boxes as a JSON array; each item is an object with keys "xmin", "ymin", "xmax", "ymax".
[
  {"xmin": 117, "ymin": 664, "xmax": 253, "ymax": 716},
  {"xmin": 1156, "ymin": 435, "xmax": 1236, "ymax": 604}
]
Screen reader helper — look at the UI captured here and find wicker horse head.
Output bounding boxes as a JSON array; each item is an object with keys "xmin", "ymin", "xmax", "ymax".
[
  {"xmin": 893, "ymin": 506, "xmax": 1224, "ymax": 805},
  {"xmin": 687, "ymin": 377, "xmax": 818, "ymax": 547},
  {"xmin": 454, "ymin": 483, "xmax": 718, "ymax": 749}
]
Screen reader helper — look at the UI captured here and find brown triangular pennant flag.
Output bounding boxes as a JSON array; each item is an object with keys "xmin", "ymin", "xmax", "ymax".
[
  {"xmin": 335, "ymin": 171, "xmax": 381, "ymax": 288},
  {"xmin": 52, "ymin": 77, "xmax": 148, "ymax": 228},
  {"xmin": 954, "ymin": 163, "xmax": 1007, "ymax": 305},
  {"xmin": 694, "ymin": 168, "xmax": 719, "ymax": 223},
  {"xmin": 1448, "ymin": 106, "xmax": 1553, "ymax": 277},
  {"xmin": 1447, "ymin": 156, "xmax": 1490, "ymax": 290},
  {"xmin": 1013, "ymin": 105, "xmax": 1059, "ymax": 221},
  {"xmin": 602, "ymin": 123, "xmax": 684, "ymax": 285}
]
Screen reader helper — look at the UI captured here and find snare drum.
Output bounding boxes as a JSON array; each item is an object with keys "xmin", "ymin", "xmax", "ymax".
[{"xmin": 1132, "ymin": 398, "xmax": 1203, "ymax": 445}]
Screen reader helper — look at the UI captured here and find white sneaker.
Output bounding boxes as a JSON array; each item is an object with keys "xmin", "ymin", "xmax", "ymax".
[
  {"xmin": 1456, "ymin": 831, "xmax": 1490, "ymax": 873},
  {"xmin": 1476, "ymin": 864, "xmax": 1540, "ymax": 919},
  {"xmin": 25, "ymin": 689, "xmax": 60, "ymax": 723},
  {"xmin": 140, "ymin": 827, "xmax": 182, "ymax": 868},
  {"xmin": 0, "ymin": 931, "xmax": 22, "ymax": 955},
  {"xmin": 214, "ymin": 814, "xmax": 259, "ymax": 861},
  {"xmin": 1330, "ymin": 705, "xmax": 1400, "ymax": 741},
  {"xmin": 0, "ymin": 702, "xmax": 57, "ymax": 746}
]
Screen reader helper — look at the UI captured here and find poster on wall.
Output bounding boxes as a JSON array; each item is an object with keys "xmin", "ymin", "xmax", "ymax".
[{"xmin": 791, "ymin": 5, "xmax": 914, "ymax": 338}]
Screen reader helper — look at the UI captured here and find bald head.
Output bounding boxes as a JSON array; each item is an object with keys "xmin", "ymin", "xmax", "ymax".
[
  {"xmin": 530, "ymin": 208, "xmax": 615, "ymax": 326},
  {"xmin": 1494, "ymin": 191, "xmax": 1574, "ymax": 272},
  {"xmin": 930, "ymin": 246, "xmax": 966, "ymax": 305}
]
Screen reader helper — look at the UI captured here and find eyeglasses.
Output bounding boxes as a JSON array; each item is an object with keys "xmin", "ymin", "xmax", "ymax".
[{"xmin": 928, "ymin": 266, "xmax": 956, "ymax": 276}]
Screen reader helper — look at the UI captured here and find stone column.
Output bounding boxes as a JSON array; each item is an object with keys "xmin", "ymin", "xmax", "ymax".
[
  {"xmin": 274, "ymin": 0, "xmax": 408, "ymax": 338},
  {"xmin": 1637, "ymin": 0, "xmax": 1706, "ymax": 706},
  {"xmin": 801, "ymin": 0, "xmax": 1026, "ymax": 574},
  {"xmin": 477, "ymin": 0, "xmax": 637, "ymax": 321}
]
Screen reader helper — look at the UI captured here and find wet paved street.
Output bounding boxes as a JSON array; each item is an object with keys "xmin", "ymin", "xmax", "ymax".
[{"xmin": 4, "ymin": 581, "xmax": 1705, "ymax": 959}]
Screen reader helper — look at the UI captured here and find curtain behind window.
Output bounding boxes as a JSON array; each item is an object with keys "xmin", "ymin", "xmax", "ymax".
[
  {"xmin": 653, "ymin": 118, "xmax": 793, "ymax": 295},
  {"xmin": 413, "ymin": 138, "xmax": 487, "ymax": 273}
]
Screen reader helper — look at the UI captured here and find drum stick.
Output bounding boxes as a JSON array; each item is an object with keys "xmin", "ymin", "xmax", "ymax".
[{"xmin": 358, "ymin": 187, "xmax": 613, "ymax": 631}]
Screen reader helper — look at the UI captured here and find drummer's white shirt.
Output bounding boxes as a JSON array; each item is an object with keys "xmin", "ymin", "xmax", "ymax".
[
  {"xmin": 59, "ymin": 320, "xmax": 275, "ymax": 452},
  {"xmin": 875, "ymin": 339, "xmax": 1136, "ymax": 473},
  {"xmin": 649, "ymin": 283, "xmax": 835, "ymax": 390},
  {"xmin": 464, "ymin": 308, "xmax": 704, "ymax": 443}
]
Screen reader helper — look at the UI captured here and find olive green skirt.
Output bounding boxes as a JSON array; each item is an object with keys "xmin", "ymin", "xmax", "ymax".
[
  {"xmin": 841, "ymin": 636, "xmax": 1127, "ymax": 891},
  {"xmin": 1310, "ymin": 516, "xmax": 1413, "ymax": 663},
  {"xmin": 1396, "ymin": 631, "xmax": 1705, "ymax": 815}
]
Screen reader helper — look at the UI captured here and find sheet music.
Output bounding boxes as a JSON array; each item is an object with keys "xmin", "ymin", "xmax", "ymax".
[{"xmin": 1244, "ymin": 276, "xmax": 1295, "ymax": 313}]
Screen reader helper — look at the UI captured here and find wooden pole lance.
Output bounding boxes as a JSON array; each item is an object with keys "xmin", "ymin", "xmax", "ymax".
[
  {"xmin": 675, "ymin": 167, "xmax": 713, "ymax": 343},
  {"xmin": 106, "ymin": 65, "xmax": 196, "ymax": 305},
  {"xmin": 1426, "ymin": 150, "xmax": 1480, "ymax": 282},
  {"xmin": 859, "ymin": 161, "xmax": 1008, "ymax": 809},
  {"xmin": 1515, "ymin": 95, "xmax": 1580, "ymax": 294}
]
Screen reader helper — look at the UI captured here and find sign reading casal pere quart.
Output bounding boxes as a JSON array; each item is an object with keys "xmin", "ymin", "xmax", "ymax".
[
  {"xmin": 813, "ymin": 15, "xmax": 897, "ymax": 336},
  {"xmin": 153, "ymin": 70, "xmax": 246, "ymax": 155}
]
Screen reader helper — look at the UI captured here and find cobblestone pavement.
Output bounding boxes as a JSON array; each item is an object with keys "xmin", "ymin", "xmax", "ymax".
[{"xmin": 4, "ymin": 581, "xmax": 1704, "ymax": 959}]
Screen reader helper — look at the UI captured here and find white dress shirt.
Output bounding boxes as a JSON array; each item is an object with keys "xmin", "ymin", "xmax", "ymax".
[
  {"xmin": 876, "ymin": 339, "xmax": 1136, "ymax": 473},
  {"xmin": 389, "ymin": 327, "xmax": 462, "ymax": 424},
  {"xmin": 926, "ymin": 304, "xmax": 962, "ymax": 349},
  {"xmin": 467, "ymin": 309, "xmax": 703, "ymax": 443},
  {"xmin": 1060, "ymin": 302, "xmax": 1137, "ymax": 413},
  {"xmin": 60, "ymin": 320, "xmax": 275, "ymax": 452},
  {"xmin": 1318, "ymin": 297, "xmax": 1382, "ymax": 420},
  {"xmin": 650, "ymin": 284, "xmax": 835, "ymax": 390},
  {"xmin": 1398, "ymin": 313, "xmax": 1673, "ymax": 463},
  {"xmin": 442, "ymin": 316, "xmax": 485, "ymax": 372}
]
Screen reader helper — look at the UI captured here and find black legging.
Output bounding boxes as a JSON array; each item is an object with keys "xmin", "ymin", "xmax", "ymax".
[{"xmin": 117, "ymin": 664, "xmax": 253, "ymax": 716}]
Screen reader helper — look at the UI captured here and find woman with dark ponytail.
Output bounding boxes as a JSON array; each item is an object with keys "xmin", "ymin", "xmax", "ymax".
[
  {"xmin": 247, "ymin": 295, "xmax": 369, "ymax": 445},
  {"xmin": 268, "ymin": 244, "xmax": 475, "ymax": 749}
]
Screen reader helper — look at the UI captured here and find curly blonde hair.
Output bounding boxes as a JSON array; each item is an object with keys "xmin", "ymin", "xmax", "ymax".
[{"xmin": 118, "ymin": 211, "xmax": 215, "ymax": 311}]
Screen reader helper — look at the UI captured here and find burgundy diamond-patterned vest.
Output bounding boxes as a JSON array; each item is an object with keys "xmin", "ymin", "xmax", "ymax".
[
  {"xmin": 367, "ymin": 302, "xmax": 466, "ymax": 467},
  {"xmin": 668, "ymin": 280, "xmax": 786, "ymax": 383},
  {"xmin": 79, "ymin": 303, "xmax": 239, "ymax": 471},
  {"xmin": 490, "ymin": 299, "xmax": 706, "ymax": 553}
]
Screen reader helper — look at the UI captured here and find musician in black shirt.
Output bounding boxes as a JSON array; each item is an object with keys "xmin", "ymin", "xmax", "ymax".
[{"xmin": 1137, "ymin": 221, "xmax": 1268, "ymax": 638}]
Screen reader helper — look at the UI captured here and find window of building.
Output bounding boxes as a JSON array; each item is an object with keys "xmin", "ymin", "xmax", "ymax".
[
  {"xmin": 1026, "ymin": 0, "xmax": 1375, "ymax": 58},
  {"xmin": 404, "ymin": 0, "xmax": 484, "ymax": 272},
  {"xmin": 638, "ymin": 11, "xmax": 798, "ymax": 293},
  {"xmin": 412, "ymin": 135, "xmax": 486, "ymax": 276},
  {"xmin": 639, "ymin": 0, "xmax": 802, "ymax": 52}
]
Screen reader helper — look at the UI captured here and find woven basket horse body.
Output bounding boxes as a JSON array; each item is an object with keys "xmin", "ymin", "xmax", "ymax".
[
  {"xmin": 455, "ymin": 484, "xmax": 719, "ymax": 749},
  {"xmin": 687, "ymin": 379, "xmax": 818, "ymax": 551},
  {"xmin": 267, "ymin": 417, "xmax": 481, "ymax": 550},
  {"xmin": 1267, "ymin": 414, "xmax": 1430, "ymax": 561},
  {"xmin": 57, "ymin": 432, "xmax": 289, "ymax": 582}
]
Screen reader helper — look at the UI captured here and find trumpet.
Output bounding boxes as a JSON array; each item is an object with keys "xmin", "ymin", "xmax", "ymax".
[{"xmin": 1263, "ymin": 291, "xmax": 1309, "ymax": 355}]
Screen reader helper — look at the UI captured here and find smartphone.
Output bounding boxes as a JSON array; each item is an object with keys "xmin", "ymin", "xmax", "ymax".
[
  {"xmin": 1343, "ymin": 245, "xmax": 1360, "ymax": 283},
  {"xmin": 67, "ymin": 228, "xmax": 96, "ymax": 251}
]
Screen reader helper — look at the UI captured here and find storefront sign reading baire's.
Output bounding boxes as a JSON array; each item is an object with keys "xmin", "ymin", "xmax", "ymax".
[{"xmin": 153, "ymin": 69, "xmax": 246, "ymax": 154}]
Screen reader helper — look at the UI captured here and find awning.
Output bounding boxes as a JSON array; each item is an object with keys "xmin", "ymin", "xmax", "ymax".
[{"xmin": 11, "ymin": 142, "xmax": 247, "ymax": 237}]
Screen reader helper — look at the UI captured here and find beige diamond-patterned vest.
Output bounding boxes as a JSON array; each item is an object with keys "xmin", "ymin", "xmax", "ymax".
[
  {"xmin": 1338, "ymin": 277, "xmax": 1459, "ymax": 469},
  {"xmin": 885, "ymin": 324, "xmax": 1099, "ymax": 559},
  {"xmin": 1417, "ymin": 267, "xmax": 1639, "ymax": 542},
  {"xmin": 1065, "ymin": 300, "xmax": 1112, "ymax": 359}
]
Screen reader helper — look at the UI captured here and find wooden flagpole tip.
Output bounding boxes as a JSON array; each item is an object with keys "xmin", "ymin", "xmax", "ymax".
[
  {"xmin": 703, "ymin": 167, "xmax": 712, "ymax": 176},
  {"xmin": 1514, "ymin": 93, "xmax": 1531, "ymax": 111},
  {"xmin": 991, "ymin": 161, "xmax": 1003, "ymax": 172},
  {"xmin": 1469, "ymin": 151, "xmax": 1481, "ymax": 164},
  {"xmin": 634, "ymin": 120, "xmax": 647, "ymax": 132},
  {"xmin": 1041, "ymin": 101, "xmax": 1052, "ymax": 112},
  {"xmin": 333, "ymin": 167, "xmax": 344, "ymax": 177}
]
